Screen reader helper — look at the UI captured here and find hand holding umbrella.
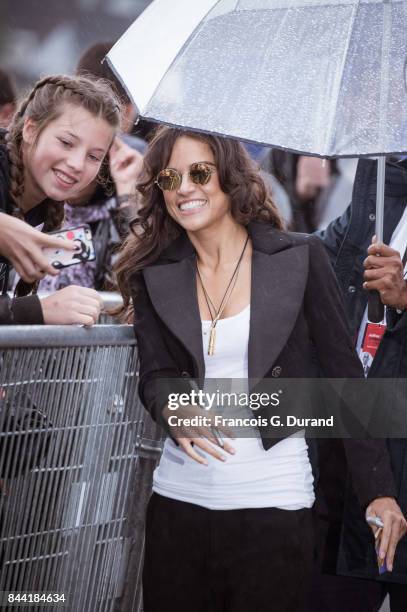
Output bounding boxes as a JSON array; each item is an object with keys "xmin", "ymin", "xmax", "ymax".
[{"xmin": 363, "ymin": 239, "xmax": 407, "ymax": 312}]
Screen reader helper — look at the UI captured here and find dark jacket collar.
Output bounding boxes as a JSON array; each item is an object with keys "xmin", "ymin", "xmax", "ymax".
[
  {"xmin": 349, "ymin": 158, "xmax": 407, "ymax": 246},
  {"xmin": 157, "ymin": 221, "xmax": 294, "ymax": 264}
]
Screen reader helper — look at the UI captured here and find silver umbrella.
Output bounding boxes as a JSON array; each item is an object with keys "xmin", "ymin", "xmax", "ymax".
[{"xmin": 108, "ymin": 0, "xmax": 407, "ymax": 318}]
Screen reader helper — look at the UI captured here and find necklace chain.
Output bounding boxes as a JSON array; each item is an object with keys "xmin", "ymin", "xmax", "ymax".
[{"xmin": 196, "ymin": 234, "xmax": 249, "ymax": 355}]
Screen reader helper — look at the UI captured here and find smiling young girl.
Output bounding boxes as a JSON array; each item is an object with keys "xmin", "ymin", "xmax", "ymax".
[{"xmin": 0, "ymin": 74, "xmax": 122, "ymax": 324}]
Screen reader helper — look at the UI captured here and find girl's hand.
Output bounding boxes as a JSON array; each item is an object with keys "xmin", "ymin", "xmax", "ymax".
[
  {"xmin": 0, "ymin": 213, "xmax": 76, "ymax": 282},
  {"xmin": 162, "ymin": 404, "xmax": 236, "ymax": 465},
  {"xmin": 40, "ymin": 286, "xmax": 103, "ymax": 325},
  {"xmin": 109, "ymin": 137, "xmax": 143, "ymax": 203}
]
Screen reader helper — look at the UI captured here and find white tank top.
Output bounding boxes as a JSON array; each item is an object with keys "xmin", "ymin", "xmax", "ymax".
[{"xmin": 153, "ymin": 305, "xmax": 315, "ymax": 510}]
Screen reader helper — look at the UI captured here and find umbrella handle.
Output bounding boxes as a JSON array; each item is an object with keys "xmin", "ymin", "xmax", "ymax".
[
  {"xmin": 368, "ymin": 290, "xmax": 384, "ymax": 323},
  {"xmin": 367, "ymin": 157, "xmax": 386, "ymax": 323}
]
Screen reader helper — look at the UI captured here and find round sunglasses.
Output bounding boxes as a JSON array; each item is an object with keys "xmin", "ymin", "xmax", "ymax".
[{"xmin": 155, "ymin": 162, "xmax": 216, "ymax": 192}]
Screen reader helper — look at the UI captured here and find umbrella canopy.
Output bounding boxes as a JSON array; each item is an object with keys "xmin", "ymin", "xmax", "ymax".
[{"xmin": 108, "ymin": 0, "xmax": 407, "ymax": 158}]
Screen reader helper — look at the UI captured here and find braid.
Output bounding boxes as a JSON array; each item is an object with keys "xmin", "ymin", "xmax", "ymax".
[
  {"xmin": 43, "ymin": 200, "xmax": 65, "ymax": 233},
  {"xmin": 15, "ymin": 75, "xmax": 88, "ymax": 119},
  {"xmin": 3, "ymin": 76, "xmax": 65, "ymax": 214},
  {"xmin": 4, "ymin": 129, "xmax": 24, "ymax": 215},
  {"xmin": 15, "ymin": 76, "xmax": 58, "ymax": 119}
]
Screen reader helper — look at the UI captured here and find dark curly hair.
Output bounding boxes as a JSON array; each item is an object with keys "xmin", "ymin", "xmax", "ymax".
[{"xmin": 114, "ymin": 125, "xmax": 283, "ymax": 317}]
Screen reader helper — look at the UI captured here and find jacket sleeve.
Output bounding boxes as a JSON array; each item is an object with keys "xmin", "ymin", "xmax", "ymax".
[
  {"xmin": 386, "ymin": 305, "xmax": 407, "ymax": 334},
  {"xmin": 132, "ymin": 273, "xmax": 193, "ymax": 434},
  {"xmin": 0, "ymin": 295, "xmax": 44, "ymax": 325},
  {"xmin": 304, "ymin": 235, "xmax": 396, "ymax": 508},
  {"xmin": 304, "ymin": 234, "xmax": 362, "ymax": 377},
  {"xmin": 315, "ymin": 203, "xmax": 352, "ymax": 268}
]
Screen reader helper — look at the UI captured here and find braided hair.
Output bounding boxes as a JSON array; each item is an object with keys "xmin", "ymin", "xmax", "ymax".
[{"xmin": 0, "ymin": 74, "xmax": 122, "ymax": 296}]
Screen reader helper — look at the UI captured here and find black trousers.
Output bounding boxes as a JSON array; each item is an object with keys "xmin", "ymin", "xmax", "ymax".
[
  {"xmin": 307, "ymin": 572, "xmax": 407, "ymax": 612},
  {"xmin": 143, "ymin": 493, "xmax": 314, "ymax": 612}
]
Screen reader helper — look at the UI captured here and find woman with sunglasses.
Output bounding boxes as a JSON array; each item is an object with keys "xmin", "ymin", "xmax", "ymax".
[{"xmin": 115, "ymin": 126, "xmax": 400, "ymax": 612}]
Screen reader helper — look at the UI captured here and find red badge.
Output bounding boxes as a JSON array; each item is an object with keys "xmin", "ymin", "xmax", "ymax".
[
  {"xmin": 359, "ymin": 322, "xmax": 386, "ymax": 376},
  {"xmin": 361, "ymin": 323, "xmax": 386, "ymax": 359}
]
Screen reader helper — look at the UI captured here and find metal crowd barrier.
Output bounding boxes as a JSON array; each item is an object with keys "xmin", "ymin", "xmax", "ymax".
[
  {"xmin": 0, "ymin": 325, "xmax": 163, "ymax": 612},
  {"xmin": 97, "ymin": 292, "xmax": 124, "ymax": 325}
]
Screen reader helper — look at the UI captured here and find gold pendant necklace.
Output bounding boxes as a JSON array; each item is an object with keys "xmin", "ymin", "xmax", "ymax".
[
  {"xmin": 208, "ymin": 325, "xmax": 217, "ymax": 356},
  {"xmin": 197, "ymin": 235, "xmax": 249, "ymax": 356}
]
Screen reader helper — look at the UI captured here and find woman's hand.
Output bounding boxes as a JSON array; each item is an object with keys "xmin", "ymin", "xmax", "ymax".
[
  {"xmin": 0, "ymin": 213, "xmax": 77, "ymax": 282},
  {"xmin": 40, "ymin": 286, "xmax": 103, "ymax": 325},
  {"xmin": 109, "ymin": 137, "xmax": 143, "ymax": 204},
  {"xmin": 366, "ymin": 497, "xmax": 407, "ymax": 572},
  {"xmin": 162, "ymin": 404, "xmax": 236, "ymax": 465}
]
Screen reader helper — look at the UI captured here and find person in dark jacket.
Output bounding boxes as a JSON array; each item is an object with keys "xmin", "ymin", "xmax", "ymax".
[
  {"xmin": 312, "ymin": 157, "xmax": 407, "ymax": 612},
  {"xmin": 114, "ymin": 126, "xmax": 405, "ymax": 612},
  {"xmin": 0, "ymin": 73, "xmax": 121, "ymax": 324}
]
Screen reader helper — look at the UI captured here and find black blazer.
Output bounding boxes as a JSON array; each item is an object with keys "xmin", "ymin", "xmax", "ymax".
[{"xmin": 132, "ymin": 221, "xmax": 395, "ymax": 510}]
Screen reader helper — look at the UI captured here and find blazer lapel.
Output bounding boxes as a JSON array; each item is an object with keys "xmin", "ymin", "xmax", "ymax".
[
  {"xmin": 248, "ymin": 244, "xmax": 309, "ymax": 381},
  {"xmin": 143, "ymin": 255, "xmax": 206, "ymax": 382},
  {"xmin": 143, "ymin": 224, "xmax": 310, "ymax": 387}
]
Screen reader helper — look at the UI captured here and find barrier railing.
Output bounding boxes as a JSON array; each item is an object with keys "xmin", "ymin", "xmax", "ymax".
[
  {"xmin": 0, "ymin": 325, "xmax": 163, "ymax": 612},
  {"xmin": 97, "ymin": 292, "xmax": 124, "ymax": 325}
]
